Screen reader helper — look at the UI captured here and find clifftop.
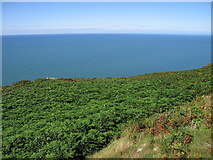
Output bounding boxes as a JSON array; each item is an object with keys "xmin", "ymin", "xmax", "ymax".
[{"xmin": 2, "ymin": 64, "xmax": 212, "ymax": 159}]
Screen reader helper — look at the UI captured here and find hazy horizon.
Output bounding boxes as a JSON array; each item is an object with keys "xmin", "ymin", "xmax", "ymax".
[
  {"xmin": 2, "ymin": 33, "xmax": 212, "ymax": 36},
  {"xmin": 2, "ymin": 2, "xmax": 211, "ymax": 35}
]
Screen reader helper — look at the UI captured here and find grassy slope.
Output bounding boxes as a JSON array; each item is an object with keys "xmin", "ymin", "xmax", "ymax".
[
  {"xmin": 89, "ymin": 94, "xmax": 212, "ymax": 159},
  {"xmin": 2, "ymin": 64, "xmax": 212, "ymax": 159}
]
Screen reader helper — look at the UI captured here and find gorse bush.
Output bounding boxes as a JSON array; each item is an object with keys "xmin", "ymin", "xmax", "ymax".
[{"xmin": 2, "ymin": 64, "xmax": 211, "ymax": 159}]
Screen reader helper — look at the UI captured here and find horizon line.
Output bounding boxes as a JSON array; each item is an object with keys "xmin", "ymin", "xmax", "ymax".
[
  {"xmin": 2, "ymin": 32, "xmax": 211, "ymax": 36},
  {"xmin": 2, "ymin": 0, "xmax": 212, "ymax": 2}
]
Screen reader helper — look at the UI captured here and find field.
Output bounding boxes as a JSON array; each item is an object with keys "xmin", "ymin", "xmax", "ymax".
[{"xmin": 2, "ymin": 64, "xmax": 212, "ymax": 159}]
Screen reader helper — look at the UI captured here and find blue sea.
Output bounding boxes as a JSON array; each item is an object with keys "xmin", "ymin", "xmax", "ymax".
[{"xmin": 2, "ymin": 34, "xmax": 211, "ymax": 86}]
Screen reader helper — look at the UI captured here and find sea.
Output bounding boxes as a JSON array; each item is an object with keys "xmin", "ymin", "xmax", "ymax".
[{"xmin": 2, "ymin": 34, "xmax": 211, "ymax": 86}]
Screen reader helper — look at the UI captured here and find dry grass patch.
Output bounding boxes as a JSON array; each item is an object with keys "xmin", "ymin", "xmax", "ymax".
[{"xmin": 88, "ymin": 95, "xmax": 212, "ymax": 159}]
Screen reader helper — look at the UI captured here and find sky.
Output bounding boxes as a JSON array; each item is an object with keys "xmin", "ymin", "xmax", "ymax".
[{"xmin": 2, "ymin": 2, "xmax": 211, "ymax": 35}]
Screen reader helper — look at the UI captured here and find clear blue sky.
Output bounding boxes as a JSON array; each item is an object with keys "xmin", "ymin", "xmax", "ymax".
[{"xmin": 2, "ymin": 2, "xmax": 211, "ymax": 35}]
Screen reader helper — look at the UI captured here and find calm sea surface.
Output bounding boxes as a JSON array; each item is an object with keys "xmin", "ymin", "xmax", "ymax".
[{"xmin": 2, "ymin": 34, "xmax": 211, "ymax": 86}]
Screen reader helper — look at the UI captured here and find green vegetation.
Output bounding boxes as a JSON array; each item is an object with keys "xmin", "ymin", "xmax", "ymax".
[
  {"xmin": 2, "ymin": 64, "xmax": 212, "ymax": 159},
  {"xmin": 90, "ymin": 94, "xmax": 212, "ymax": 158}
]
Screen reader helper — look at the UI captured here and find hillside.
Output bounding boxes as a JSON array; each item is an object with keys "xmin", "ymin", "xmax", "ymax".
[
  {"xmin": 89, "ymin": 94, "xmax": 212, "ymax": 158},
  {"xmin": 2, "ymin": 64, "xmax": 212, "ymax": 159}
]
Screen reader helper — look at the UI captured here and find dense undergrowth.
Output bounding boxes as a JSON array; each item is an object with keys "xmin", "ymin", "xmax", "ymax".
[
  {"xmin": 2, "ymin": 64, "xmax": 212, "ymax": 159},
  {"xmin": 90, "ymin": 94, "xmax": 212, "ymax": 158}
]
